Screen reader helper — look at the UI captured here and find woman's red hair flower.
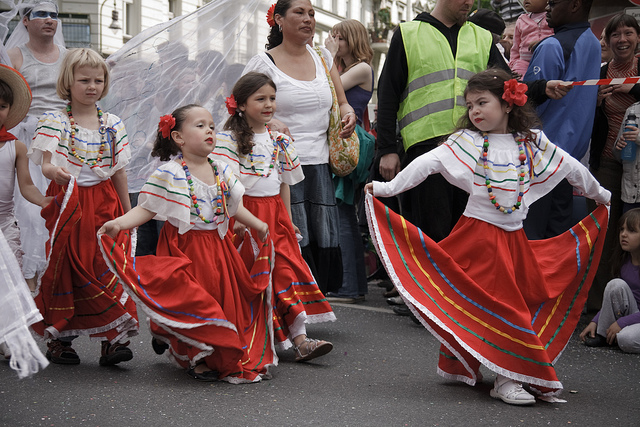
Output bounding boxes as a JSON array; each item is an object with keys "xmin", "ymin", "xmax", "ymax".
[
  {"xmin": 158, "ymin": 114, "xmax": 175, "ymax": 138},
  {"xmin": 225, "ymin": 94, "xmax": 237, "ymax": 116},
  {"xmin": 266, "ymin": 3, "xmax": 276, "ymax": 27},
  {"xmin": 502, "ymin": 79, "xmax": 528, "ymax": 107}
]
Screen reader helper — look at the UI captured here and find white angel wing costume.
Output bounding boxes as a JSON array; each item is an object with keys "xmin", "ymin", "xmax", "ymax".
[{"xmin": 102, "ymin": 0, "xmax": 272, "ymax": 192}]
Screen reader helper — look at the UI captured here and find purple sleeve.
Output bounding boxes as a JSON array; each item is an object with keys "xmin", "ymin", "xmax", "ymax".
[
  {"xmin": 618, "ymin": 312, "xmax": 640, "ymax": 329},
  {"xmin": 591, "ymin": 311, "xmax": 600, "ymax": 324}
]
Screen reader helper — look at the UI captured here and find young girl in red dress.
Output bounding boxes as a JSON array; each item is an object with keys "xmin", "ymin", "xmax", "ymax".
[
  {"xmin": 99, "ymin": 104, "xmax": 277, "ymax": 383},
  {"xmin": 28, "ymin": 48, "xmax": 138, "ymax": 366},
  {"xmin": 365, "ymin": 69, "xmax": 611, "ymax": 405},
  {"xmin": 212, "ymin": 72, "xmax": 335, "ymax": 362}
]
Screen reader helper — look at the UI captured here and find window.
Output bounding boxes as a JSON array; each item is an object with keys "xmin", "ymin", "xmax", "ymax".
[
  {"xmin": 124, "ymin": 0, "xmax": 141, "ymax": 41},
  {"xmin": 61, "ymin": 14, "xmax": 91, "ymax": 48}
]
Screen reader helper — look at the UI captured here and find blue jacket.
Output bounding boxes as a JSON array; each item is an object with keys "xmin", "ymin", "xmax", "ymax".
[{"xmin": 523, "ymin": 22, "xmax": 600, "ymax": 160}]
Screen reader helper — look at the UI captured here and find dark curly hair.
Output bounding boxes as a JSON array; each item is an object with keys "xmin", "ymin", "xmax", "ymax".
[
  {"xmin": 457, "ymin": 68, "xmax": 541, "ymax": 142},
  {"xmin": 266, "ymin": 0, "xmax": 295, "ymax": 50},
  {"xmin": 151, "ymin": 104, "xmax": 202, "ymax": 161}
]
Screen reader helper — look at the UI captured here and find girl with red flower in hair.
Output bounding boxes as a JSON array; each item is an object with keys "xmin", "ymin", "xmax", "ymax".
[
  {"xmin": 212, "ymin": 72, "xmax": 335, "ymax": 362},
  {"xmin": 98, "ymin": 104, "xmax": 277, "ymax": 384},
  {"xmin": 365, "ymin": 68, "xmax": 611, "ymax": 405}
]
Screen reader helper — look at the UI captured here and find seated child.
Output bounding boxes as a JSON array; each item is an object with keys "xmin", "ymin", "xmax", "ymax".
[{"xmin": 580, "ymin": 208, "xmax": 640, "ymax": 353}]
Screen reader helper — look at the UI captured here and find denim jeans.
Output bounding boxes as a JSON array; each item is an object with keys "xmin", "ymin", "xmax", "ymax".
[{"xmin": 335, "ymin": 203, "xmax": 367, "ymax": 297}]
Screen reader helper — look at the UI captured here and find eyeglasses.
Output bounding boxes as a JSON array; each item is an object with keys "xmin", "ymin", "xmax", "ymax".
[
  {"xmin": 547, "ymin": 0, "xmax": 568, "ymax": 8},
  {"xmin": 30, "ymin": 10, "xmax": 58, "ymax": 20}
]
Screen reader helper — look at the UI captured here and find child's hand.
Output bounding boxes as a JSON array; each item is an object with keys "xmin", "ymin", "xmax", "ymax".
[
  {"xmin": 257, "ymin": 221, "xmax": 269, "ymax": 242},
  {"xmin": 40, "ymin": 196, "xmax": 54, "ymax": 208},
  {"xmin": 233, "ymin": 220, "xmax": 247, "ymax": 238},
  {"xmin": 579, "ymin": 321, "xmax": 597, "ymax": 342},
  {"xmin": 621, "ymin": 125, "xmax": 639, "ymax": 145},
  {"xmin": 53, "ymin": 166, "xmax": 72, "ymax": 186},
  {"xmin": 606, "ymin": 321, "xmax": 621, "ymax": 345},
  {"xmin": 364, "ymin": 182, "xmax": 374, "ymax": 195},
  {"xmin": 98, "ymin": 220, "xmax": 121, "ymax": 239}
]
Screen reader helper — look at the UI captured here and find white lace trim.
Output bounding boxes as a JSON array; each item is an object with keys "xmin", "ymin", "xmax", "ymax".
[{"xmin": 365, "ymin": 194, "xmax": 564, "ymax": 390}]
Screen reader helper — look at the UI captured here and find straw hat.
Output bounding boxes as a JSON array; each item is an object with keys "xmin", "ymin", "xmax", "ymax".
[{"xmin": 0, "ymin": 64, "xmax": 32, "ymax": 130}]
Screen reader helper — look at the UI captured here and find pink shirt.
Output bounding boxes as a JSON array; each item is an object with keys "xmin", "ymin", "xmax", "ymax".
[{"xmin": 509, "ymin": 12, "xmax": 554, "ymax": 77}]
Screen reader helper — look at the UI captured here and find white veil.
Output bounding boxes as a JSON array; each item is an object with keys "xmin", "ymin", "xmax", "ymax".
[
  {"xmin": 4, "ymin": 0, "xmax": 65, "ymax": 51},
  {"xmin": 0, "ymin": 228, "xmax": 49, "ymax": 378},
  {"xmin": 102, "ymin": 0, "xmax": 273, "ymax": 192},
  {"xmin": 0, "ymin": 1, "xmax": 18, "ymax": 65}
]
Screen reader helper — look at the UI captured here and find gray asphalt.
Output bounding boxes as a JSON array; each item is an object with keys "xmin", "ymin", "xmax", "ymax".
[{"xmin": 1, "ymin": 282, "xmax": 638, "ymax": 427}]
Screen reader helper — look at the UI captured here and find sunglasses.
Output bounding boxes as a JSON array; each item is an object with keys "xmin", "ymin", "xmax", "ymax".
[{"xmin": 30, "ymin": 10, "xmax": 58, "ymax": 20}]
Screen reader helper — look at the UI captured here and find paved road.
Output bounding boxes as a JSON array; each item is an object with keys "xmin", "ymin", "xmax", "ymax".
[{"xmin": 1, "ymin": 283, "xmax": 638, "ymax": 426}]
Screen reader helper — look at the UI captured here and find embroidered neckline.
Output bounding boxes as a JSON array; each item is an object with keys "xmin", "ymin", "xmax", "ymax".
[{"xmin": 179, "ymin": 155, "xmax": 230, "ymax": 222}]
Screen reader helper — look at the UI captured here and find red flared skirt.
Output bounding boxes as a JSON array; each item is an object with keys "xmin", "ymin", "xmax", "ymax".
[
  {"xmin": 366, "ymin": 195, "xmax": 608, "ymax": 390},
  {"xmin": 100, "ymin": 222, "xmax": 276, "ymax": 383},
  {"xmin": 232, "ymin": 195, "xmax": 335, "ymax": 346},
  {"xmin": 33, "ymin": 178, "xmax": 138, "ymax": 343}
]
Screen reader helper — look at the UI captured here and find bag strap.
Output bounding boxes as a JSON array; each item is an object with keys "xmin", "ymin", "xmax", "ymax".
[
  {"xmin": 314, "ymin": 46, "xmax": 332, "ymax": 80},
  {"xmin": 314, "ymin": 46, "xmax": 339, "ymax": 113}
]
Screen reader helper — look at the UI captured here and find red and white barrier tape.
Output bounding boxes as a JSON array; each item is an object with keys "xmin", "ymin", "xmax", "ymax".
[{"xmin": 571, "ymin": 77, "xmax": 640, "ymax": 86}]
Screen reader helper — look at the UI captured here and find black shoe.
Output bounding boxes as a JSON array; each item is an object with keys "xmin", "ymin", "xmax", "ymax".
[
  {"xmin": 393, "ymin": 305, "xmax": 411, "ymax": 316},
  {"xmin": 408, "ymin": 309, "xmax": 421, "ymax": 325},
  {"xmin": 186, "ymin": 366, "xmax": 219, "ymax": 382},
  {"xmin": 584, "ymin": 334, "xmax": 608, "ymax": 347},
  {"xmin": 99, "ymin": 341, "xmax": 133, "ymax": 366},
  {"xmin": 151, "ymin": 338, "xmax": 169, "ymax": 355}
]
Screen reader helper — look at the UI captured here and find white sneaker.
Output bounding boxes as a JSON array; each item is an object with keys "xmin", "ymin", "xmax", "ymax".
[{"xmin": 490, "ymin": 376, "xmax": 535, "ymax": 405}]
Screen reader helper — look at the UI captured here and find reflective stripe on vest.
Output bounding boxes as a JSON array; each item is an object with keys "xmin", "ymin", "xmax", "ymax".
[{"xmin": 398, "ymin": 21, "xmax": 492, "ymax": 149}]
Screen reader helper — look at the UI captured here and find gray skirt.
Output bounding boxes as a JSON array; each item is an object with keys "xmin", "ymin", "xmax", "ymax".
[{"xmin": 290, "ymin": 163, "xmax": 342, "ymax": 294}]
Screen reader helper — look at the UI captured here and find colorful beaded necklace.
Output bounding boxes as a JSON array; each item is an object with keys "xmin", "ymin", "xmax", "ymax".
[
  {"xmin": 481, "ymin": 132, "xmax": 527, "ymax": 214},
  {"xmin": 66, "ymin": 103, "xmax": 107, "ymax": 166},
  {"xmin": 179, "ymin": 154, "xmax": 229, "ymax": 223},
  {"xmin": 248, "ymin": 126, "xmax": 280, "ymax": 177}
]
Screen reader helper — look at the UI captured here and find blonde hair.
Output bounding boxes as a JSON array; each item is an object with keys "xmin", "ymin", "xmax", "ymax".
[
  {"xmin": 332, "ymin": 19, "xmax": 373, "ymax": 71},
  {"xmin": 57, "ymin": 48, "xmax": 110, "ymax": 101}
]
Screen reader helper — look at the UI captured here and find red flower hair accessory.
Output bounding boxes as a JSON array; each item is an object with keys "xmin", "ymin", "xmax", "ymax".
[
  {"xmin": 502, "ymin": 79, "xmax": 528, "ymax": 107},
  {"xmin": 266, "ymin": 3, "xmax": 276, "ymax": 27},
  {"xmin": 225, "ymin": 94, "xmax": 237, "ymax": 116},
  {"xmin": 158, "ymin": 114, "xmax": 175, "ymax": 138}
]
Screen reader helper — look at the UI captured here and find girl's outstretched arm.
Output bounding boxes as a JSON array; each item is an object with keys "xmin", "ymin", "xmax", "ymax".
[
  {"xmin": 233, "ymin": 200, "xmax": 269, "ymax": 242},
  {"xmin": 14, "ymin": 140, "xmax": 51, "ymax": 208},
  {"xmin": 98, "ymin": 206, "xmax": 156, "ymax": 238}
]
